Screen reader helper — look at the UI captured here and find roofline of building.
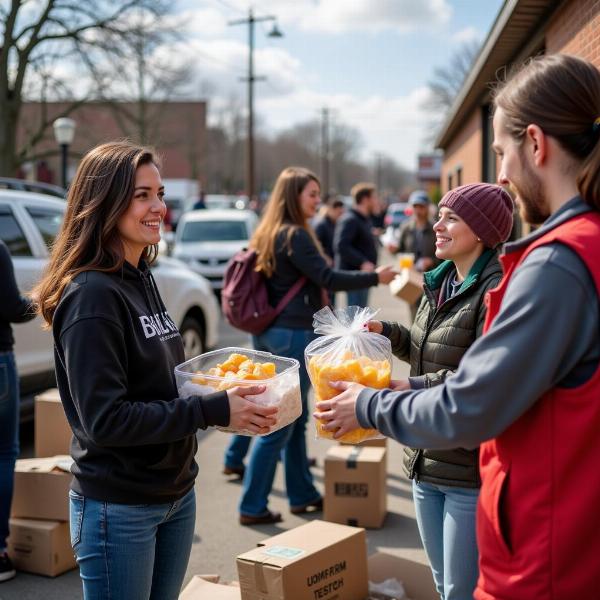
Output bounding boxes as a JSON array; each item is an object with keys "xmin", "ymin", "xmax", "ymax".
[{"xmin": 435, "ymin": 0, "xmax": 561, "ymax": 149}]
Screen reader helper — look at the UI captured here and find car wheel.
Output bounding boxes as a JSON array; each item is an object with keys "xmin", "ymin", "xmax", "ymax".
[{"xmin": 180, "ymin": 316, "xmax": 205, "ymax": 360}]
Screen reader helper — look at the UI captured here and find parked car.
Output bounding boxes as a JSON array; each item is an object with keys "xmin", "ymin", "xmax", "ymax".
[
  {"xmin": 0, "ymin": 189, "xmax": 219, "ymax": 421},
  {"xmin": 384, "ymin": 202, "xmax": 412, "ymax": 229},
  {"xmin": 205, "ymin": 195, "xmax": 250, "ymax": 210},
  {"xmin": 172, "ymin": 209, "xmax": 258, "ymax": 290},
  {"xmin": 0, "ymin": 177, "xmax": 66, "ymax": 198}
]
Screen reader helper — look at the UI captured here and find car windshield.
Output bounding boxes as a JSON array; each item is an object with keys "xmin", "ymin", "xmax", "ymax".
[{"xmin": 181, "ymin": 220, "xmax": 248, "ymax": 242}]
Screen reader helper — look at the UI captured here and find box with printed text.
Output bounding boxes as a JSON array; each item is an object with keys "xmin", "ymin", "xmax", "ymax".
[
  {"xmin": 236, "ymin": 520, "xmax": 368, "ymax": 600},
  {"xmin": 324, "ymin": 445, "xmax": 387, "ymax": 529}
]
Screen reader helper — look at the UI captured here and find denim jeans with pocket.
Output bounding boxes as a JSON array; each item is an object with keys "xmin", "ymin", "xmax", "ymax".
[
  {"xmin": 239, "ymin": 327, "xmax": 320, "ymax": 516},
  {"xmin": 412, "ymin": 480, "xmax": 479, "ymax": 600},
  {"xmin": 0, "ymin": 351, "xmax": 19, "ymax": 551},
  {"xmin": 346, "ymin": 287, "xmax": 370, "ymax": 309},
  {"xmin": 69, "ymin": 487, "xmax": 195, "ymax": 600}
]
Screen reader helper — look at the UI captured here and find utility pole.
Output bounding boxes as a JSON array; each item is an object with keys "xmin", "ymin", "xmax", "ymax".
[
  {"xmin": 375, "ymin": 152, "xmax": 383, "ymax": 191},
  {"xmin": 320, "ymin": 107, "xmax": 330, "ymax": 197},
  {"xmin": 229, "ymin": 9, "xmax": 282, "ymax": 203}
]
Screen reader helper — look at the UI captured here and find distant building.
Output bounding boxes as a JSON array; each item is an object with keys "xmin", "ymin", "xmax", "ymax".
[
  {"xmin": 416, "ymin": 152, "xmax": 443, "ymax": 200},
  {"xmin": 17, "ymin": 101, "xmax": 207, "ymax": 188},
  {"xmin": 436, "ymin": 0, "xmax": 600, "ymax": 193}
]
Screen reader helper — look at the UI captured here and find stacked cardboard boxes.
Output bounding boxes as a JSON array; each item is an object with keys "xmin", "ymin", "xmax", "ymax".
[
  {"xmin": 7, "ymin": 389, "xmax": 76, "ymax": 577},
  {"xmin": 34, "ymin": 388, "xmax": 72, "ymax": 457}
]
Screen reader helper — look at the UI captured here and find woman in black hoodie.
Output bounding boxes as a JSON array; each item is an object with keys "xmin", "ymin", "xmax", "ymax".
[{"xmin": 34, "ymin": 141, "xmax": 277, "ymax": 599}]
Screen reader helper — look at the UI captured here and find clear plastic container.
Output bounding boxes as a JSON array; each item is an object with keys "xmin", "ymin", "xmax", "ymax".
[{"xmin": 175, "ymin": 347, "xmax": 301, "ymax": 436}]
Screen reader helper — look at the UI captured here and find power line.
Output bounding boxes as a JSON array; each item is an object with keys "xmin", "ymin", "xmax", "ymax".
[{"xmin": 209, "ymin": 0, "xmax": 245, "ymax": 16}]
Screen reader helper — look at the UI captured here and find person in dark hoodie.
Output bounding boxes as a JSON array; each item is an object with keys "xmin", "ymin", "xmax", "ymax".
[
  {"xmin": 0, "ymin": 240, "xmax": 36, "ymax": 583},
  {"xmin": 367, "ymin": 183, "xmax": 513, "ymax": 600},
  {"xmin": 34, "ymin": 141, "xmax": 278, "ymax": 600}
]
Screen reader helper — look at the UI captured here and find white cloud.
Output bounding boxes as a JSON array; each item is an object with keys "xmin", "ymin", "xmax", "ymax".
[
  {"xmin": 206, "ymin": 0, "xmax": 452, "ymax": 34},
  {"xmin": 176, "ymin": 8, "xmax": 229, "ymax": 39},
  {"xmin": 256, "ymin": 86, "xmax": 434, "ymax": 169},
  {"xmin": 451, "ymin": 26, "xmax": 480, "ymax": 44}
]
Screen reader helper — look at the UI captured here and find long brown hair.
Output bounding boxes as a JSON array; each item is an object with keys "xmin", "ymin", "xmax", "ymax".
[
  {"xmin": 493, "ymin": 54, "xmax": 600, "ymax": 209},
  {"xmin": 35, "ymin": 140, "xmax": 160, "ymax": 326},
  {"xmin": 251, "ymin": 166, "xmax": 323, "ymax": 277}
]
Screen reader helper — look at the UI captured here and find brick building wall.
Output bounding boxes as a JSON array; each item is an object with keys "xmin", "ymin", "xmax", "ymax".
[
  {"xmin": 546, "ymin": 0, "xmax": 600, "ymax": 65},
  {"xmin": 18, "ymin": 101, "xmax": 206, "ymax": 187},
  {"xmin": 440, "ymin": 111, "xmax": 482, "ymax": 194},
  {"xmin": 439, "ymin": 0, "xmax": 600, "ymax": 194}
]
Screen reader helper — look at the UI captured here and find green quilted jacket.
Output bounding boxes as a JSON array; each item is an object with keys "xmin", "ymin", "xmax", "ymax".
[{"xmin": 382, "ymin": 248, "xmax": 502, "ymax": 488}]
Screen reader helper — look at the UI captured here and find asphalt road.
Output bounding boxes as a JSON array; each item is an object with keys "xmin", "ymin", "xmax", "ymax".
[{"xmin": 1, "ymin": 266, "xmax": 427, "ymax": 599}]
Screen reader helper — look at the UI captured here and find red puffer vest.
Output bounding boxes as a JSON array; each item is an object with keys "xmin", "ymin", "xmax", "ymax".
[{"xmin": 474, "ymin": 212, "xmax": 600, "ymax": 600}]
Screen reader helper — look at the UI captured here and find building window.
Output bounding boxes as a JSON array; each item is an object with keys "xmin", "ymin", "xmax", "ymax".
[
  {"xmin": 481, "ymin": 103, "xmax": 496, "ymax": 183},
  {"xmin": 447, "ymin": 173, "xmax": 453, "ymax": 191},
  {"xmin": 456, "ymin": 167, "xmax": 462, "ymax": 187}
]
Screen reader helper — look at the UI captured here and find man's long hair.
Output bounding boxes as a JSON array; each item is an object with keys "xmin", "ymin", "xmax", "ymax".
[{"xmin": 494, "ymin": 53, "xmax": 600, "ymax": 209}]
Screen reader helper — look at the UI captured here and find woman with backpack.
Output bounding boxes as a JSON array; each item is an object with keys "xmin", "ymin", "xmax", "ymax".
[
  {"xmin": 34, "ymin": 141, "xmax": 278, "ymax": 599},
  {"xmin": 233, "ymin": 166, "xmax": 395, "ymax": 525}
]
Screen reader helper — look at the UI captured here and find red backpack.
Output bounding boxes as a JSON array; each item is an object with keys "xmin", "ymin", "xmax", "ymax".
[{"xmin": 221, "ymin": 248, "xmax": 307, "ymax": 335}]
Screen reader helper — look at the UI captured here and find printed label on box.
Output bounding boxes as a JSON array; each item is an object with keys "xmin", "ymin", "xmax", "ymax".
[
  {"xmin": 264, "ymin": 546, "xmax": 305, "ymax": 559},
  {"xmin": 334, "ymin": 482, "xmax": 369, "ymax": 497}
]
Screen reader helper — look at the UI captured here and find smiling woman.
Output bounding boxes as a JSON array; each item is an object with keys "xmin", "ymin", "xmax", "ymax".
[
  {"xmin": 116, "ymin": 163, "xmax": 166, "ymax": 266},
  {"xmin": 32, "ymin": 140, "xmax": 280, "ymax": 599}
]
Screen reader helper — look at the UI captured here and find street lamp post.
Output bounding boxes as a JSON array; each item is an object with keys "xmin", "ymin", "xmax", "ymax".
[
  {"xmin": 229, "ymin": 9, "xmax": 282, "ymax": 203},
  {"xmin": 53, "ymin": 117, "xmax": 76, "ymax": 189}
]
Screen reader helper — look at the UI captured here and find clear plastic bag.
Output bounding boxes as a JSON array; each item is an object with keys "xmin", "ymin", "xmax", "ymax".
[
  {"xmin": 306, "ymin": 306, "xmax": 392, "ymax": 444},
  {"xmin": 368, "ymin": 577, "xmax": 410, "ymax": 599}
]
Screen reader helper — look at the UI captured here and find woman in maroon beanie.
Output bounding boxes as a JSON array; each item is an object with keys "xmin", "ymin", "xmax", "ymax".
[{"xmin": 367, "ymin": 182, "xmax": 514, "ymax": 600}]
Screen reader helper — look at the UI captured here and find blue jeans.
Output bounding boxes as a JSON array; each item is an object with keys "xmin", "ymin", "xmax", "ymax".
[
  {"xmin": 412, "ymin": 480, "xmax": 479, "ymax": 600},
  {"xmin": 69, "ymin": 487, "xmax": 196, "ymax": 600},
  {"xmin": 0, "ymin": 351, "xmax": 19, "ymax": 551},
  {"xmin": 239, "ymin": 327, "xmax": 320, "ymax": 516},
  {"xmin": 346, "ymin": 287, "xmax": 369, "ymax": 308},
  {"xmin": 224, "ymin": 435, "xmax": 251, "ymax": 470}
]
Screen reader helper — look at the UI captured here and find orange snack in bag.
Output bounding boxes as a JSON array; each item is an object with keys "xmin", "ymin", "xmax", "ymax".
[{"xmin": 310, "ymin": 353, "xmax": 391, "ymax": 443}]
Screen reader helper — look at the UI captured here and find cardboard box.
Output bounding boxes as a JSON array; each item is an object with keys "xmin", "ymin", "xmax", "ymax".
[
  {"xmin": 180, "ymin": 576, "xmax": 241, "ymax": 599},
  {"xmin": 340, "ymin": 437, "xmax": 387, "ymax": 448},
  {"xmin": 324, "ymin": 446, "xmax": 387, "ymax": 528},
  {"xmin": 7, "ymin": 518, "xmax": 76, "ymax": 577},
  {"xmin": 11, "ymin": 456, "xmax": 73, "ymax": 522},
  {"xmin": 35, "ymin": 388, "xmax": 72, "ymax": 458},
  {"xmin": 368, "ymin": 552, "xmax": 437, "ymax": 600},
  {"xmin": 389, "ymin": 269, "xmax": 424, "ymax": 304},
  {"xmin": 237, "ymin": 520, "xmax": 368, "ymax": 600}
]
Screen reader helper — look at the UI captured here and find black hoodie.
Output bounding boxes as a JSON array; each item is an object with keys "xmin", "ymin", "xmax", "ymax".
[
  {"xmin": 0, "ymin": 240, "xmax": 36, "ymax": 351},
  {"xmin": 53, "ymin": 260, "xmax": 228, "ymax": 504}
]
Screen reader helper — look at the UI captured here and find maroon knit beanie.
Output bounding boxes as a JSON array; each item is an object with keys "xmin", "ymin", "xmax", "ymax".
[{"xmin": 439, "ymin": 183, "xmax": 514, "ymax": 248}]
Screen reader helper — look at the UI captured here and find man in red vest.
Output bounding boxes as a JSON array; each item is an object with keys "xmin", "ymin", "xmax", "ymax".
[{"xmin": 315, "ymin": 53, "xmax": 600, "ymax": 600}]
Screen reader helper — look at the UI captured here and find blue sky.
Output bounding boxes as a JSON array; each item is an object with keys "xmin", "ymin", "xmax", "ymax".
[{"xmin": 174, "ymin": 0, "xmax": 505, "ymax": 170}]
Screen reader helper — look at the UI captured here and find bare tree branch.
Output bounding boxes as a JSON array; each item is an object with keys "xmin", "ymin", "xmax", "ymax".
[{"xmin": 422, "ymin": 39, "xmax": 481, "ymax": 145}]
